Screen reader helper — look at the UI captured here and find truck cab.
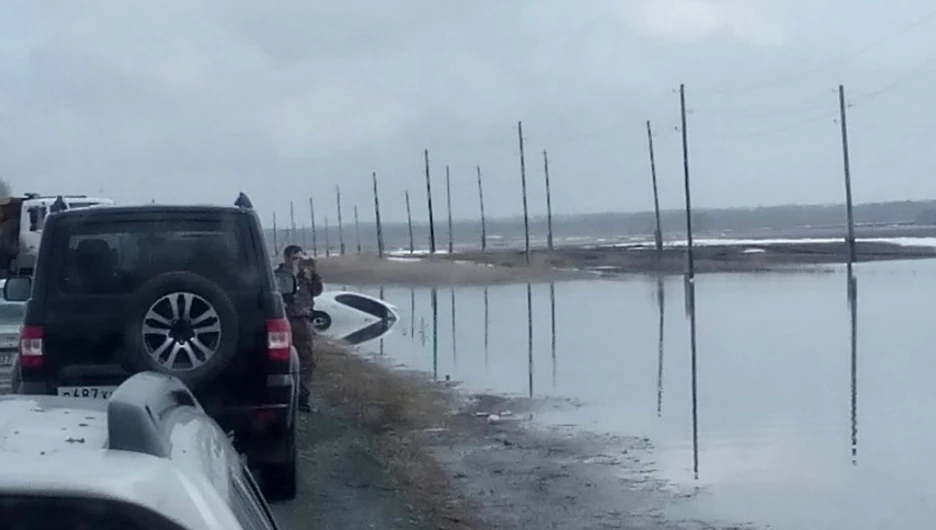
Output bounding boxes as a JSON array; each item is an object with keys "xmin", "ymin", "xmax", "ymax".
[{"xmin": 0, "ymin": 194, "xmax": 115, "ymax": 276}]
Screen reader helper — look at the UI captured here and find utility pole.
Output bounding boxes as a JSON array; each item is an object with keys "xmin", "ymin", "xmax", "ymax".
[
  {"xmin": 353, "ymin": 204, "xmax": 362, "ymax": 254},
  {"xmin": 445, "ymin": 165, "xmax": 454, "ymax": 254},
  {"xmin": 324, "ymin": 216, "xmax": 331, "ymax": 257},
  {"xmin": 272, "ymin": 212, "xmax": 278, "ymax": 257},
  {"xmin": 517, "ymin": 121, "xmax": 531, "ymax": 266},
  {"xmin": 543, "ymin": 150, "xmax": 554, "ymax": 252},
  {"xmin": 839, "ymin": 83, "xmax": 859, "ymax": 465},
  {"xmin": 424, "ymin": 149, "xmax": 437, "ymax": 254},
  {"xmin": 647, "ymin": 120, "xmax": 664, "ymax": 263},
  {"xmin": 336, "ymin": 185, "xmax": 345, "ymax": 255},
  {"xmin": 477, "ymin": 165, "xmax": 487, "ymax": 252},
  {"xmin": 839, "ymin": 85, "xmax": 857, "ymax": 283},
  {"xmin": 308, "ymin": 197, "xmax": 318, "ymax": 257},
  {"xmin": 680, "ymin": 83, "xmax": 700, "ymax": 481},
  {"xmin": 405, "ymin": 189, "xmax": 415, "ymax": 254},
  {"xmin": 372, "ymin": 172, "xmax": 385, "ymax": 258},
  {"xmin": 289, "ymin": 201, "xmax": 296, "ymax": 247}
]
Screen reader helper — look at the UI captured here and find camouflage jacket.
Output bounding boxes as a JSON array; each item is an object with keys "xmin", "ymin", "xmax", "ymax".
[{"xmin": 276, "ymin": 263, "xmax": 324, "ymax": 319}]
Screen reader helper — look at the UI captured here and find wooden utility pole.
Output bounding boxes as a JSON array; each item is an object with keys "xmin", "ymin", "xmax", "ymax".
[
  {"xmin": 323, "ymin": 216, "xmax": 331, "ymax": 257},
  {"xmin": 289, "ymin": 201, "xmax": 297, "ymax": 247},
  {"xmin": 405, "ymin": 190, "xmax": 415, "ymax": 254},
  {"xmin": 336, "ymin": 185, "xmax": 345, "ymax": 255},
  {"xmin": 308, "ymin": 197, "xmax": 318, "ymax": 257},
  {"xmin": 272, "ymin": 212, "xmax": 279, "ymax": 257},
  {"xmin": 424, "ymin": 149, "xmax": 437, "ymax": 254},
  {"xmin": 647, "ymin": 120, "xmax": 664, "ymax": 262},
  {"xmin": 353, "ymin": 204, "xmax": 362, "ymax": 254},
  {"xmin": 839, "ymin": 85, "xmax": 857, "ymax": 281},
  {"xmin": 839, "ymin": 83, "xmax": 859, "ymax": 464},
  {"xmin": 680, "ymin": 83, "xmax": 700, "ymax": 481},
  {"xmin": 517, "ymin": 121, "xmax": 531, "ymax": 266},
  {"xmin": 543, "ymin": 150, "xmax": 554, "ymax": 252},
  {"xmin": 372, "ymin": 172, "xmax": 385, "ymax": 258},
  {"xmin": 445, "ymin": 165, "xmax": 454, "ymax": 254},
  {"xmin": 477, "ymin": 165, "xmax": 487, "ymax": 252}
]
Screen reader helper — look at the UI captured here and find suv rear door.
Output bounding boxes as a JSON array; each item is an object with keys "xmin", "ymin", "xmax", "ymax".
[{"xmin": 27, "ymin": 210, "xmax": 269, "ymax": 394}]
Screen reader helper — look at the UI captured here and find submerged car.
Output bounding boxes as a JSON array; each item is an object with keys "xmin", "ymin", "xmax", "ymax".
[{"xmin": 312, "ymin": 290, "xmax": 399, "ymax": 345}]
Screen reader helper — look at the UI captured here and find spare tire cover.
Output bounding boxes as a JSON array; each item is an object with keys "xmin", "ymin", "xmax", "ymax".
[{"xmin": 122, "ymin": 271, "xmax": 239, "ymax": 388}]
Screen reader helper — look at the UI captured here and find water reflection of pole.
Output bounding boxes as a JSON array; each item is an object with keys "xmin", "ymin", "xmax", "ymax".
[
  {"xmin": 431, "ymin": 287, "xmax": 439, "ymax": 379},
  {"xmin": 839, "ymin": 84, "xmax": 859, "ymax": 464},
  {"xmin": 450, "ymin": 288, "xmax": 457, "ymax": 369},
  {"xmin": 680, "ymin": 83, "xmax": 700, "ymax": 480},
  {"xmin": 526, "ymin": 283, "xmax": 534, "ymax": 398},
  {"xmin": 549, "ymin": 282, "xmax": 557, "ymax": 386},
  {"xmin": 656, "ymin": 276, "xmax": 666, "ymax": 417},
  {"xmin": 483, "ymin": 287, "xmax": 490, "ymax": 371},
  {"xmin": 379, "ymin": 286, "xmax": 385, "ymax": 357},
  {"xmin": 410, "ymin": 288, "xmax": 415, "ymax": 340},
  {"xmin": 849, "ymin": 275, "xmax": 858, "ymax": 464}
]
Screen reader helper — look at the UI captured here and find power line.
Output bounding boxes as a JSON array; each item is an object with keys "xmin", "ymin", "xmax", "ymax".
[{"xmin": 700, "ymin": 6, "xmax": 936, "ymax": 95}]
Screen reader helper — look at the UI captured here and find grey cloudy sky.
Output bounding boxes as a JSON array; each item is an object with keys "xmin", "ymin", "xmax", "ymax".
[{"xmin": 1, "ymin": 0, "xmax": 935, "ymax": 224}]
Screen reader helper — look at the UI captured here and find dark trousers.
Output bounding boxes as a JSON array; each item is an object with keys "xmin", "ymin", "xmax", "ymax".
[{"xmin": 290, "ymin": 317, "xmax": 316, "ymax": 403}]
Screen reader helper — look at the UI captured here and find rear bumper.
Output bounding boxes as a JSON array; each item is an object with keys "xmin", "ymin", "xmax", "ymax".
[{"xmin": 18, "ymin": 365, "xmax": 299, "ymax": 437}]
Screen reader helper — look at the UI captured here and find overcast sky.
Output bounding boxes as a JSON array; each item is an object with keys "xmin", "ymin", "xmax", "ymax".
[{"xmin": 1, "ymin": 0, "xmax": 935, "ymax": 224}]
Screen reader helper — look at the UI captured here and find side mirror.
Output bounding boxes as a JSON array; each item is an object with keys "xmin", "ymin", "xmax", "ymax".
[
  {"xmin": 274, "ymin": 270, "xmax": 297, "ymax": 295},
  {"xmin": 3, "ymin": 276, "xmax": 31, "ymax": 302}
]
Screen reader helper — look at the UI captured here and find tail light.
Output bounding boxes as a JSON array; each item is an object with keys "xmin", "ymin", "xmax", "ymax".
[
  {"xmin": 266, "ymin": 319, "xmax": 291, "ymax": 361},
  {"xmin": 20, "ymin": 325, "xmax": 43, "ymax": 368}
]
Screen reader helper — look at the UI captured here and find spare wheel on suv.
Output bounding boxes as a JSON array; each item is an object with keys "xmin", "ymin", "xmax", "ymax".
[{"xmin": 122, "ymin": 271, "xmax": 239, "ymax": 388}]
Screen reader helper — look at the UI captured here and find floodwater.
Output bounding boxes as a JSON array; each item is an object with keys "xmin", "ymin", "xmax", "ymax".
[{"xmin": 353, "ymin": 259, "xmax": 936, "ymax": 530}]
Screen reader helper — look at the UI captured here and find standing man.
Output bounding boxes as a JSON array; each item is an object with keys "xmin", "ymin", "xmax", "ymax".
[{"xmin": 276, "ymin": 245, "xmax": 323, "ymax": 413}]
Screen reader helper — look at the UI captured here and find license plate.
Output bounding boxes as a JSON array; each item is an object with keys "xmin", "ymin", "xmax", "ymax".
[
  {"xmin": 0, "ymin": 352, "xmax": 12, "ymax": 366},
  {"xmin": 57, "ymin": 386, "xmax": 118, "ymax": 399}
]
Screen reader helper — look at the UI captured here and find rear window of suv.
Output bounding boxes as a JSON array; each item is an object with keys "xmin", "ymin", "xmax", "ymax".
[{"xmin": 56, "ymin": 217, "xmax": 256, "ymax": 295}]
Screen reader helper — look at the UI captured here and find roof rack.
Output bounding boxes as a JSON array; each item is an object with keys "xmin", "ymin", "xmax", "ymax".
[
  {"xmin": 234, "ymin": 192, "xmax": 253, "ymax": 210},
  {"xmin": 107, "ymin": 372, "xmax": 202, "ymax": 458}
]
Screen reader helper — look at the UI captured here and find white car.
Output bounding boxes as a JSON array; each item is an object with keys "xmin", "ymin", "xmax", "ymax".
[
  {"xmin": 0, "ymin": 372, "xmax": 282, "ymax": 530},
  {"xmin": 312, "ymin": 291, "xmax": 399, "ymax": 345}
]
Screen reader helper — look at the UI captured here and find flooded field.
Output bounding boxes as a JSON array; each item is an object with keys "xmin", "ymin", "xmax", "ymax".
[{"xmin": 351, "ymin": 259, "xmax": 936, "ymax": 530}]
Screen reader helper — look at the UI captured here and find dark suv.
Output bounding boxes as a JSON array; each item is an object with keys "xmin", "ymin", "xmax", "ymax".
[{"xmin": 4, "ymin": 197, "xmax": 301, "ymax": 501}]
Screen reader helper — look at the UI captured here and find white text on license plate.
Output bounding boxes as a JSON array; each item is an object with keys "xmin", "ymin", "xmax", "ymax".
[{"xmin": 57, "ymin": 387, "xmax": 118, "ymax": 399}]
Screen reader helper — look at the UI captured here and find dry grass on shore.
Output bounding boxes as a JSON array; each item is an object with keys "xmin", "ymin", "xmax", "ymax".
[{"xmin": 315, "ymin": 253, "xmax": 582, "ymax": 286}]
